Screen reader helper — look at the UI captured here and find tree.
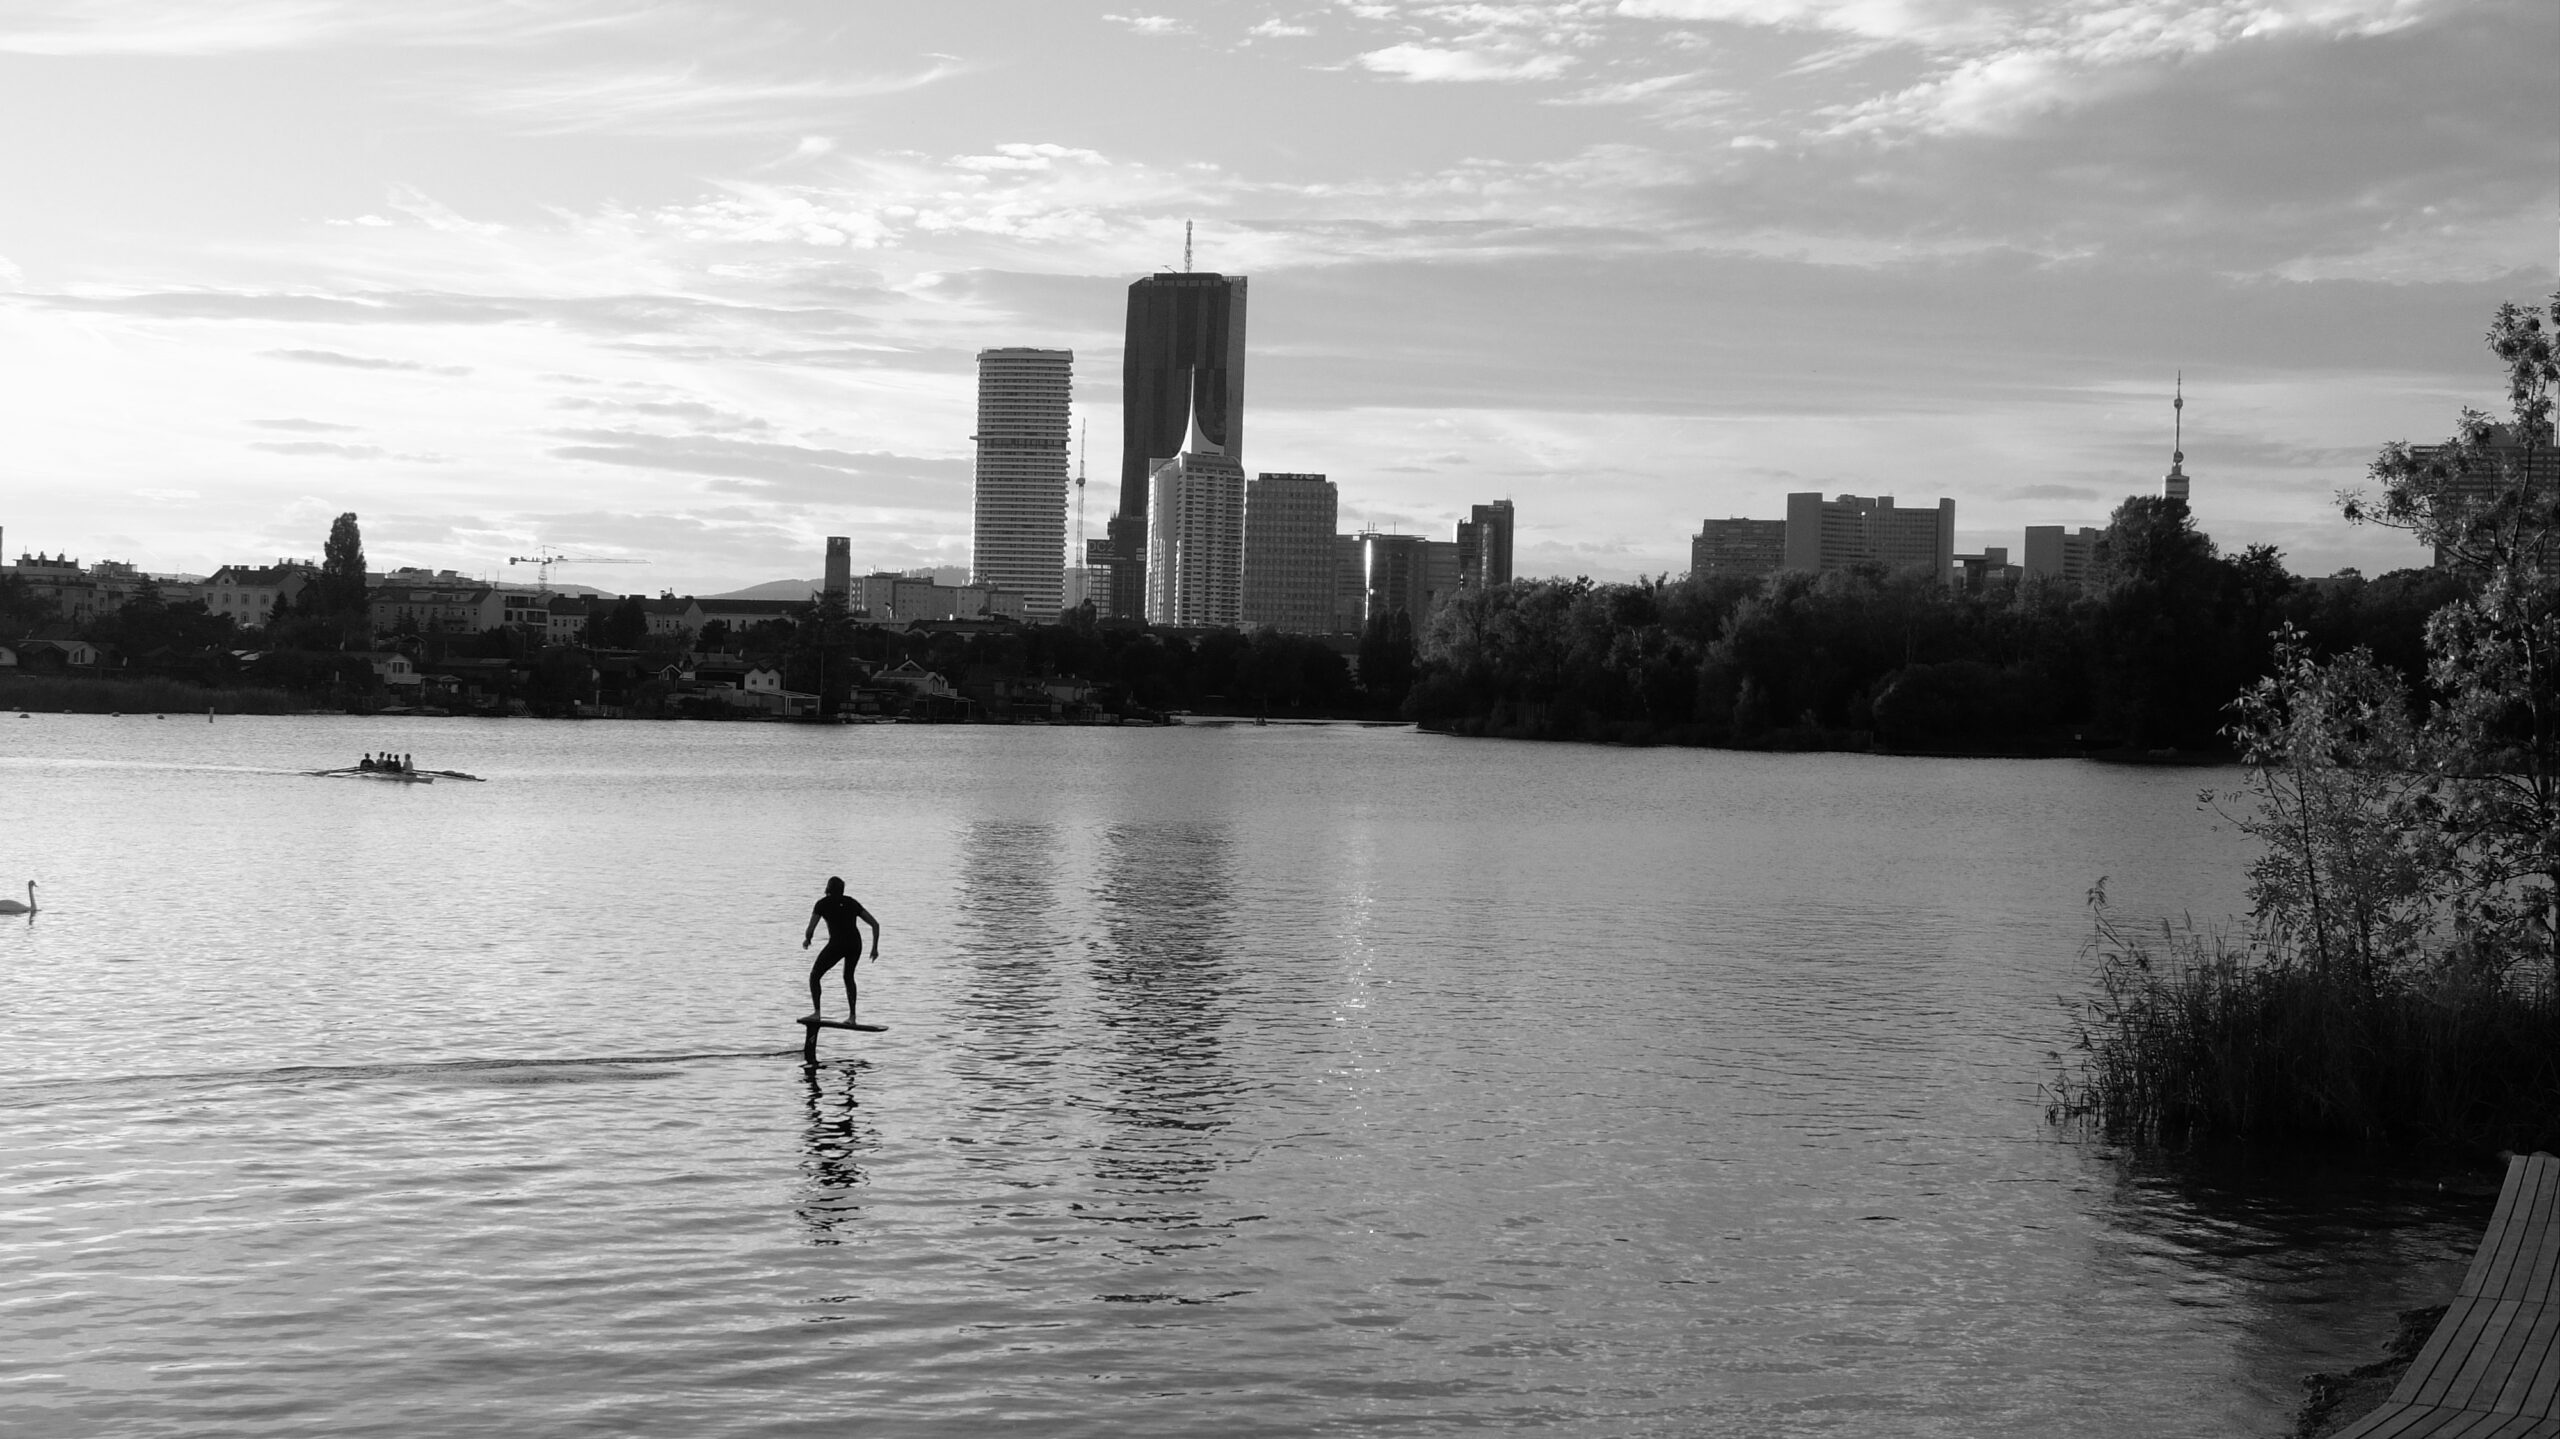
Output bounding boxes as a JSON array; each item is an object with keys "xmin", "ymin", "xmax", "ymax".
[
  {"xmin": 320, "ymin": 513, "xmax": 367, "ymax": 615},
  {"xmin": 2336, "ymin": 290, "xmax": 2560, "ymax": 982}
]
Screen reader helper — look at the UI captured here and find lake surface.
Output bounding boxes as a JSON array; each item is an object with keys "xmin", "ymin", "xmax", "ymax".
[{"xmin": 0, "ymin": 715, "xmax": 2495, "ymax": 1436}]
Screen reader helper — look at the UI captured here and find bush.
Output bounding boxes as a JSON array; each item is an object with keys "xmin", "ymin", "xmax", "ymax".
[{"xmin": 2047, "ymin": 895, "xmax": 2560, "ymax": 1152}]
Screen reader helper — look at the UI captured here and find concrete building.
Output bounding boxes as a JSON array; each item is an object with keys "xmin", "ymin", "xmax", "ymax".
[
  {"xmin": 199, "ymin": 563, "xmax": 309, "ymax": 624},
  {"xmin": 1456, "ymin": 500, "xmax": 1515, "ymax": 592},
  {"xmin": 1242, "ymin": 472, "xmax": 1338, "ymax": 634},
  {"xmin": 971, "ymin": 348, "xmax": 1072, "ymax": 619},
  {"xmin": 1115, "ymin": 270, "xmax": 1247, "ymax": 618},
  {"xmin": 2023, "ymin": 526, "xmax": 2101, "ymax": 585},
  {"xmin": 824, "ymin": 537, "xmax": 851, "ymax": 600},
  {"xmin": 1356, "ymin": 533, "xmax": 1462, "ymax": 627},
  {"xmin": 1954, "ymin": 546, "xmax": 2024, "ymax": 592},
  {"xmin": 2412, "ymin": 425, "xmax": 2560, "ymax": 576},
  {"xmin": 1332, "ymin": 534, "xmax": 1367, "ymax": 634},
  {"xmin": 1691, "ymin": 518, "xmax": 1787, "ymax": 580},
  {"xmin": 370, "ymin": 583, "xmax": 505, "ymax": 635},
  {"xmin": 1144, "ymin": 390, "xmax": 1246, "ymax": 628},
  {"xmin": 1782, "ymin": 494, "xmax": 1956, "ymax": 578}
]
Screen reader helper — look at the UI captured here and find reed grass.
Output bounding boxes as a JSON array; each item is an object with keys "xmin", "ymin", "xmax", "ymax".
[
  {"xmin": 0, "ymin": 674, "xmax": 309, "ymax": 715},
  {"xmin": 2048, "ymin": 902, "xmax": 2560, "ymax": 1153}
]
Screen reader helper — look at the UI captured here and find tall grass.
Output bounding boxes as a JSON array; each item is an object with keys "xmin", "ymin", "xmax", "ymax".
[
  {"xmin": 0, "ymin": 674, "xmax": 309, "ymax": 715},
  {"xmin": 2048, "ymin": 898, "xmax": 2560, "ymax": 1152}
]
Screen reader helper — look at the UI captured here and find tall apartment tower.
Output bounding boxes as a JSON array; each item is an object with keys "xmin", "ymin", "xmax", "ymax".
[
  {"xmin": 1782, "ymin": 493, "xmax": 1956, "ymax": 578},
  {"xmin": 1456, "ymin": 500, "xmax": 1515, "ymax": 591},
  {"xmin": 972, "ymin": 347, "xmax": 1073, "ymax": 620},
  {"xmin": 2164, "ymin": 374, "xmax": 2191, "ymax": 505},
  {"xmin": 823, "ymin": 537, "xmax": 851, "ymax": 599},
  {"xmin": 1242, "ymin": 472, "xmax": 1338, "ymax": 634},
  {"xmin": 1144, "ymin": 388, "xmax": 1246, "ymax": 628},
  {"xmin": 1117, "ymin": 270, "xmax": 1247, "ymax": 619}
]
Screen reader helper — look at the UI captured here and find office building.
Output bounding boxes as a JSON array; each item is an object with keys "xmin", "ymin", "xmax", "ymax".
[
  {"xmin": 1333, "ymin": 534, "xmax": 1367, "ymax": 633},
  {"xmin": 1456, "ymin": 500, "xmax": 1515, "ymax": 591},
  {"xmin": 1356, "ymin": 533, "xmax": 1462, "ymax": 627},
  {"xmin": 823, "ymin": 537, "xmax": 851, "ymax": 600},
  {"xmin": 1242, "ymin": 472, "xmax": 1338, "ymax": 634},
  {"xmin": 1782, "ymin": 493, "xmax": 1956, "ymax": 578},
  {"xmin": 1115, "ymin": 270, "xmax": 1247, "ymax": 617},
  {"xmin": 1143, "ymin": 392, "xmax": 1246, "ymax": 628},
  {"xmin": 971, "ymin": 347, "xmax": 1073, "ymax": 619},
  {"xmin": 2023, "ymin": 526, "xmax": 2101, "ymax": 585},
  {"xmin": 1691, "ymin": 518, "xmax": 1786, "ymax": 580},
  {"xmin": 1954, "ymin": 546, "xmax": 2024, "ymax": 592},
  {"xmin": 2413, "ymin": 425, "xmax": 2560, "ymax": 577}
]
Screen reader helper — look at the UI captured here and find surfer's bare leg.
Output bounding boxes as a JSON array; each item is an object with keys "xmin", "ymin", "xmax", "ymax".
[
  {"xmin": 841, "ymin": 954, "xmax": 859, "ymax": 1021},
  {"xmin": 808, "ymin": 955, "xmax": 835, "ymax": 1017}
]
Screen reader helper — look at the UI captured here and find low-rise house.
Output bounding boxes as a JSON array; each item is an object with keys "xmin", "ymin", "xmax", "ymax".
[{"xmin": 362, "ymin": 651, "xmax": 423, "ymax": 690}]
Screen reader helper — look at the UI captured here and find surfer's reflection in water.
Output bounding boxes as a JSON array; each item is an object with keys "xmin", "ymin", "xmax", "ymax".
[{"xmin": 796, "ymin": 1062, "xmax": 877, "ymax": 1242}]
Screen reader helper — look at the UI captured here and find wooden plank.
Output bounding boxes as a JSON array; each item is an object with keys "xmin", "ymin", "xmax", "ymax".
[
  {"xmin": 2405, "ymin": 1297, "xmax": 2502, "ymax": 1408},
  {"xmin": 2333, "ymin": 1400, "xmax": 2436, "ymax": 1439},
  {"xmin": 2466, "ymin": 1156, "xmax": 2540, "ymax": 1302},
  {"xmin": 2452, "ymin": 1299, "xmax": 2544, "ymax": 1414},
  {"xmin": 2512, "ymin": 1159, "xmax": 2560, "ymax": 1307},
  {"xmin": 2500, "ymin": 1303, "xmax": 2560, "ymax": 1417}
]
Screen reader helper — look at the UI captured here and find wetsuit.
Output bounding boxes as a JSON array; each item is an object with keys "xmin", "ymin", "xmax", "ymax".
[{"xmin": 810, "ymin": 894, "xmax": 871, "ymax": 968}]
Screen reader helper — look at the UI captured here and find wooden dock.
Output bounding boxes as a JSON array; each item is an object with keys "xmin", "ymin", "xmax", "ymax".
[{"xmin": 2335, "ymin": 1151, "xmax": 2560, "ymax": 1438}]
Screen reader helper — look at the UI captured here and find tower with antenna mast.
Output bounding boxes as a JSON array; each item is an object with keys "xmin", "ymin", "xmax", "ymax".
[{"xmin": 2163, "ymin": 373, "xmax": 2191, "ymax": 505}]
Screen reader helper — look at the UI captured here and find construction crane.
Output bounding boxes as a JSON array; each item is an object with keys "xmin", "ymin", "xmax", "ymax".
[{"xmin": 507, "ymin": 549, "xmax": 645, "ymax": 593}]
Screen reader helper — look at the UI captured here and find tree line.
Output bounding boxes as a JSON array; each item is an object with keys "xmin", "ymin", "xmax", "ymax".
[{"xmin": 1404, "ymin": 502, "xmax": 2463, "ymax": 755}]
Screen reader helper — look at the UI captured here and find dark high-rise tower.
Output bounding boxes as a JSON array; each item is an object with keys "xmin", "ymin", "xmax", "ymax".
[{"xmin": 1113, "ymin": 270, "xmax": 1247, "ymax": 618}]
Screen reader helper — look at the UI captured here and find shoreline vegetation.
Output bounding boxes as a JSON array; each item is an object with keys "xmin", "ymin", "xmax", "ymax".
[
  {"xmin": 0, "ymin": 674, "xmax": 308, "ymax": 716},
  {"xmin": 2048, "ymin": 295, "xmax": 2560, "ymax": 1162}
]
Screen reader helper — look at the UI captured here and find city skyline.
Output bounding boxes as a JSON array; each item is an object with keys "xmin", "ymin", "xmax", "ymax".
[{"xmin": 1, "ymin": 1, "xmax": 2549, "ymax": 594}]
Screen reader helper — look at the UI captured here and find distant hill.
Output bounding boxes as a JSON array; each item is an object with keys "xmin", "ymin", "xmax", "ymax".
[{"xmin": 711, "ymin": 578, "xmax": 825, "ymax": 601}]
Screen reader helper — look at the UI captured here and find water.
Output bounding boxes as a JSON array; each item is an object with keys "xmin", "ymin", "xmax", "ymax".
[{"xmin": 0, "ymin": 715, "xmax": 2495, "ymax": 1436}]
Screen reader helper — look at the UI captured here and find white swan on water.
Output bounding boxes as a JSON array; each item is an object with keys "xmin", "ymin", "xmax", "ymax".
[{"xmin": 0, "ymin": 882, "xmax": 33, "ymax": 915}]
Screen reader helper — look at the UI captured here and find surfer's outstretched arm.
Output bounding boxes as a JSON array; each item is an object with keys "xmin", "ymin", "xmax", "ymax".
[
  {"xmin": 857, "ymin": 904, "xmax": 880, "ymax": 959},
  {"xmin": 803, "ymin": 903, "xmax": 821, "ymax": 949}
]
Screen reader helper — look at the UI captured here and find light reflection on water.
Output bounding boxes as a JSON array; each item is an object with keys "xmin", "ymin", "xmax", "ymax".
[{"xmin": 0, "ymin": 715, "xmax": 2494, "ymax": 1436}]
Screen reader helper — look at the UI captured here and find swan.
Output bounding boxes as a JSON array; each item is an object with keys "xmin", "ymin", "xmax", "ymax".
[{"xmin": 0, "ymin": 882, "xmax": 33, "ymax": 915}]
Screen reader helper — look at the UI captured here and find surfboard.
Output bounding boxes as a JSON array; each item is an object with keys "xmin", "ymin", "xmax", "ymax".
[{"xmin": 798, "ymin": 1016, "xmax": 887, "ymax": 1032}]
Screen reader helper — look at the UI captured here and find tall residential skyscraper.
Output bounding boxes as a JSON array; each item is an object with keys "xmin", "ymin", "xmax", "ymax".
[
  {"xmin": 1117, "ymin": 270, "xmax": 1247, "ymax": 618},
  {"xmin": 972, "ymin": 347, "xmax": 1073, "ymax": 620},
  {"xmin": 1241, "ymin": 472, "xmax": 1337, "ymax": 634},
  {"xmin": 1456, "ymin": 500, "xmax": 1515, "ymax": 591},
  {"xmin": 823, "ymin": 537, "xmax": 851, "ymax": 599},
  {"xmin": 1144, "ymin": 387, "xmax": 1246, "ymax": 628}
]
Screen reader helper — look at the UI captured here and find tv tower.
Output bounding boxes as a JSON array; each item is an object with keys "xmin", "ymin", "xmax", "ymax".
[{"xmin": 2164, "ymin": 373, "xmax": 2190, "ymax": 505}]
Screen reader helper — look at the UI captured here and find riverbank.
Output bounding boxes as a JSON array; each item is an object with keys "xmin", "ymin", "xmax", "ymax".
[
  {"xmin": 0, "ymin": 674, "xmax": 309, "ymax": 715},
  {"xmin": 2293, "ymin": 1305, "xmax": 2446, "ymax": 1438}
]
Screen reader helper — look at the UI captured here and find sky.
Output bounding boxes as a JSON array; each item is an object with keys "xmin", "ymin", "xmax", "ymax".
[{"xmin": 0, "ymin": 0, "xmax": 2552, "ymax": 594}]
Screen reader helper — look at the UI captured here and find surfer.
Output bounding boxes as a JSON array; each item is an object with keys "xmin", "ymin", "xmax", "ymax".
[{"xmin": 802, "ymin": 876, "xmax": 881, "ymax": 1022}]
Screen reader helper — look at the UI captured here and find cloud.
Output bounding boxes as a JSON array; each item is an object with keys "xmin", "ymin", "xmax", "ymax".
[
  {"xmin": 1103, "ymin": 14, "xmax": 1191, "ymax": 34},
  {"xmin": 1356, "ymin": 43, "xmax": 1577, "ymax": 81},
  {"xmin": 1249, "ymin": 18, "xmax": 1316, "ymax": 37},
  {"xmin": 2002, "ymin": 483, "xmax": 2100, "ymax": 501},
  {"xmin": 450, "ymin": 63, "xmax": 967, "ymax": 138},
  {"xmin": 0, "ymin": 0, "xmax": 665, "ymax": 57},
  {"xmin": 550, "ymin": 397, "xmax": 776, "ymax": 434},
  {"xmin": 262, "ymin": 349, "xmax": 474, "ymax": 375},
  {"xmin": 250, "ymin": 440, "xmax": 388, "ymax": 460},
  {"xmin": 251, "ymin": 417, "xmax": 361, "ymax": 432},
  {"xmin": 546, "ymin": 430, "xmax": 968, "ymax": 505}
]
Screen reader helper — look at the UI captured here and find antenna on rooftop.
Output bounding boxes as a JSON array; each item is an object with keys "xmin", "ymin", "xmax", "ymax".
[{"xmin": 1184, "ymin": 220, "xmax": 1193, "ymax": 272}]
